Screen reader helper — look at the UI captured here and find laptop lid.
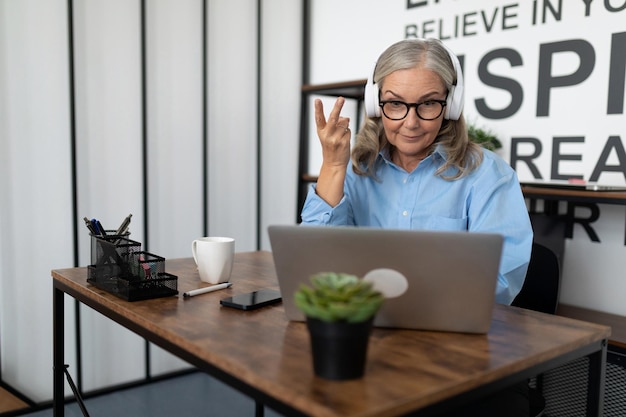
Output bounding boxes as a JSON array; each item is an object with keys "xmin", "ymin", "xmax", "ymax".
[{"xmin": 268, "ymin": 225, "xmax": 504, "ymax": 334}]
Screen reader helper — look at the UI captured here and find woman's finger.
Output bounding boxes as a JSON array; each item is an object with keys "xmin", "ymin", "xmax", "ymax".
[
  {"xmin": 314, "ymin": 99, "xmax": 326, "ymax": 130},
  {"xmin": 326, "ymin": 97, "xmax": 346, "ymax": 126}
]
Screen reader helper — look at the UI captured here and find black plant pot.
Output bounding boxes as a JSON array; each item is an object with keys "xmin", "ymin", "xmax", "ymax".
[{"xmin": 305, "ymin": 317, "xmax": 374, "ymax": 380}]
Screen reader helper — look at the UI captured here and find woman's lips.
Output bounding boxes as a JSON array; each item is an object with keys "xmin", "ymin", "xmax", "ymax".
[{"xmin": 401, "ymin": 134, "xmax": 421, "ymax": 141}]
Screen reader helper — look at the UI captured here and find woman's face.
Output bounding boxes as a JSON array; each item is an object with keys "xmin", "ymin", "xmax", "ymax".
[{"xmin": 380, "ymin": 65, "xmax": 446, "ymax": 171}]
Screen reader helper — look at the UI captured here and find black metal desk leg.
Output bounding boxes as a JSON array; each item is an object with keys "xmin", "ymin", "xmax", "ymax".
[
  {"xmin": 53, "ymin": 286, "xmax": 65, "ymax": 417},
  {"xmin": 255, "ymin": 401, "xmax": 264, "ymax": 417},
  {"xmin": 586, "ymin": 339, "xmax": 607, "ymax": 417}
]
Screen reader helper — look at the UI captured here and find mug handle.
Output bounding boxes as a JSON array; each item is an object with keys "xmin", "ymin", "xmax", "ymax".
[{"xmin": 191, "ymin": 240, "xmax": 199, "ymax": 264}]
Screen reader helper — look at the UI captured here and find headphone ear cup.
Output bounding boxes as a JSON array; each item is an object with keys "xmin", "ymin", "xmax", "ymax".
[
  {"xmin": 445, "ymin": 83, "xmax": 464, "ymax": 120},
  {"xmin": 364, "ymin": 62, "xmax": 381, "ymax": 118},
  {"xmin": 439, "ymin": 43, "xmax": 465, "ymax": 120}
]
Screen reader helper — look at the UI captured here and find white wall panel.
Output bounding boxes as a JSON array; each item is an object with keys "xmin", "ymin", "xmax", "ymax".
[
  {"xmin": 146, "ymin": 0, "xmax": 204, "ymax": 260},
  {"xmin": 560, "ymin": 206, "xmax": 626, "ymax": 315},
  {"xmin": 0, "ymin": 0, "xmax": 75, "ymax": 401},
  {"xmin": 259, "ymin": 0, "xmax": 302, "ymax": 248},
  {"xmin": 73, "ymin": 0, "xmax": 147, "ymax": 391},
  {"xmin": 206, "ymin": 0, "xmax": 258, "ymax": 251},
  {"xmin": 145, "ymin": 0, "xmax": 205, "ymax": 375}
]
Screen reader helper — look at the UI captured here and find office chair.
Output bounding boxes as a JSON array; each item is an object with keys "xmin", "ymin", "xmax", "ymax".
[
  {"xmin": 512, "ymin": 242, "xmax": 561, "ymax": 417},
  {"xmin": 513, "ymin": 242, "xmax": 561, "ymax": 314}
]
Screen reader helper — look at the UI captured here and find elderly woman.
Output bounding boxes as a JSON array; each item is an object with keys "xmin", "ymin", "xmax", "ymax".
[
  {"xmin": 301, "ymin": 38, "xmax": 533, "ymax": 307},
  {"xmin": 301, "ymin": 37, "xmax": 534, "ymax": 417}
]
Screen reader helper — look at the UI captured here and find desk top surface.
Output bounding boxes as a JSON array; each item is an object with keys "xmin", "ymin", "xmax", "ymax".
[{"xmin": 52, "ymin": 251, "xmax": 610, "ymax": 417}]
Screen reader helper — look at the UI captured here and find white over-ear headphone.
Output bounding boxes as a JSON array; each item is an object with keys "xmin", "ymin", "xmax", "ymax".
[{"xmin": 364, "ymin": 39, "xmax": 465, "ymax": 121}]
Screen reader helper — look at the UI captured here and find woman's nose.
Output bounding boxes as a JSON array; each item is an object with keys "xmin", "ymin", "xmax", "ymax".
[{"xmin": 403, "ymin": 107, "xmax": 421, "ymax": 128}]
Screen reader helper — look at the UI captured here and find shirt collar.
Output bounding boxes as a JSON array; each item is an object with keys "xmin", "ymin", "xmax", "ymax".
[{"xmin": 379, "ymin": 143, "xmax": 446, "ymax": 165}]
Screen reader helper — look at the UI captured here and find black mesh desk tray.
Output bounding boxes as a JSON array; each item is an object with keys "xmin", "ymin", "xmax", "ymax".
[{"xmin": 87, "ymin": 234, "xmax": 178, "ymax": 301}]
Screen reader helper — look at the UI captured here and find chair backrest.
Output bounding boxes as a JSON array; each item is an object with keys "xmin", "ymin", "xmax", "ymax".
[{"xmin": 512, "ymin": 242, "xmax": 561, "ymax": 314}]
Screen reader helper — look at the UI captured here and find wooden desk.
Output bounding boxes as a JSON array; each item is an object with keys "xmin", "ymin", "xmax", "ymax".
[
  {"xmin": 53, "ymin": 252, "xmax": 610, "ymax": 417},
  {"xmin": 521, "ymin": 185, "xmax": 626, "ymax": 205}
]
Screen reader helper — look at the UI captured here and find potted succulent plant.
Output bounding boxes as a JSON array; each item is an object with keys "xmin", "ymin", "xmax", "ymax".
[{"xmin": 294, "ymin": 272, "xmax": 385, "ymax": 380}]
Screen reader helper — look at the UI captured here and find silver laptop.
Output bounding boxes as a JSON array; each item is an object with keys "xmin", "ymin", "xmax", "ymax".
[{"xmin": 268, "ymin": 225, "xmax": 504, "ymax": 334}]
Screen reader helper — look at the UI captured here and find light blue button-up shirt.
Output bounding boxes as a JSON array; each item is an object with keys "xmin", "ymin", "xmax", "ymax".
[{"xmin": 301, "ymin": 145, "xmax": 533, "ymax": 305}]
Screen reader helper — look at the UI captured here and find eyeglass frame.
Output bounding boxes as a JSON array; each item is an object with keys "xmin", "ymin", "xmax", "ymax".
[{"xmin": 378, "ymin": 95, "xmax": 448, "ymax": 121}]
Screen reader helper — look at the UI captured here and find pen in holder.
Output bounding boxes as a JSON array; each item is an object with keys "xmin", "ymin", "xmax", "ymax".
[{"xmin": 88, "ymin": 232, "xmax": 139, "ymax": 282}]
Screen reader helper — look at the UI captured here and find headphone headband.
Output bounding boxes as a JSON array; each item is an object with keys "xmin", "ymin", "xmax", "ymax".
[{"xmin": 364, "ymin": 39, "xmax": 464, "ymax": 121}]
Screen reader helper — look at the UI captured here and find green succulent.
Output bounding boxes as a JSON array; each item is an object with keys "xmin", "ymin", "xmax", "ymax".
[
  {"xmin": 294, "ymin": 272, "xmax": 385, "ymax": 323},
  {"xmin": 467, "ymin": 123, "xmax": 502, "ymax": 151}
]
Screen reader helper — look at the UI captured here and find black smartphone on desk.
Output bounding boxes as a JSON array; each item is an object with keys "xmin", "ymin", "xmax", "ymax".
[{"xmin": 220, "ymin": 289, "xmax": 282, "ymax": 311}]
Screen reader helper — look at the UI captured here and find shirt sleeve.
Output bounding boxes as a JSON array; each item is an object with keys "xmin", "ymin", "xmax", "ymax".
[
  {"xmin": 300, "ymin": 184, "xmax": 352, "ymax": 225},
  {"xmin": 468, "ymin": 160, "xmax": 533, "ymax": 305}
]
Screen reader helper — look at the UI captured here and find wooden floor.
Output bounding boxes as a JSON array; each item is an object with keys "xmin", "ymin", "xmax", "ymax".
[{"xmin": 0, "ymin": 386, "xmax": 29, "ymax": 414}]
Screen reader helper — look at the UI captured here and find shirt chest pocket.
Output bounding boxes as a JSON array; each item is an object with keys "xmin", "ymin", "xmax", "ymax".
[{"xmin": 414, "ymin": 214, "xmax": 468, "ymax": 231}]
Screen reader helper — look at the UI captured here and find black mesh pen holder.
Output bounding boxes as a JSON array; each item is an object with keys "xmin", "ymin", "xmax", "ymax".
[
  {"xmin": 88, "ymin": 233, "xmax": 139, "ymax": 283},
  {"xmin": 87, "ymin": 234, "xmax": 178, "ymax": 301},
  {"xmin": 112, "ymin": 273, "xmax": 178, "ymax": 301},
  {"xmin": 121, "ymin": 251, "xmax": 178, "ymax": 300}
]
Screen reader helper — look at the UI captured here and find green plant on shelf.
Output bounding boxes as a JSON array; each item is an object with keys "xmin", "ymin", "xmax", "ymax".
[{"xmin": 467, "ymin": 122, "xmax": 502, "ymax": 151}]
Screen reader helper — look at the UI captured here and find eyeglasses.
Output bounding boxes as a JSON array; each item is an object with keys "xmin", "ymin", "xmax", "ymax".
[{"xmin": 379, "ymin": 98, "xmax": 447, "ymax": 121}]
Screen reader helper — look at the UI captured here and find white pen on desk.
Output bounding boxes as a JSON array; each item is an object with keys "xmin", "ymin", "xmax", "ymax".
[{"xmin": 183, "ymin": 282, "xmax": 232, "ymax": 298}]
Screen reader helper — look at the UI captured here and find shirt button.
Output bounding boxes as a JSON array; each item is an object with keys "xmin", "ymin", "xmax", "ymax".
[
  {"xmin": 403, "ymin": 178, "xmax": 408, "ymax": 184},
  {"xmin": 402, "ymin": 210, "xmax": 409, "ymax": 216}
]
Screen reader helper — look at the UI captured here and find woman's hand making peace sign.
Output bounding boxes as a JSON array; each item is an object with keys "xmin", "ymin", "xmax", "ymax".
[{"xmin": 313, "ymin": 97, "xmax": 351, "ymax": 207}]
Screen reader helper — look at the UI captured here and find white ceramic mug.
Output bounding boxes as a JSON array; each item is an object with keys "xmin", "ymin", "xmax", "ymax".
[{"xmin": 191, "ymin": 237, "xmax": 235, "ymax": 284}]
